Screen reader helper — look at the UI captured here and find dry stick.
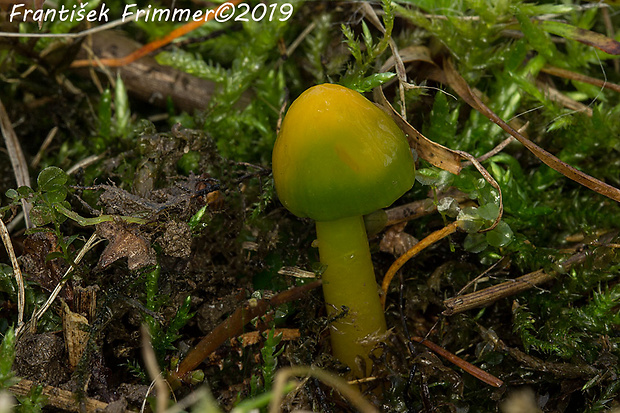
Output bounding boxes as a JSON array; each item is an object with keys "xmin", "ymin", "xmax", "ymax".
[
  {"xmin": 541, "ymin": 65, "xmax": 620, "ymax": 93},
  {"xmin": 443, "ymin": 269, "xmax": 552, "ymax": 316},
  {"xmin": 411, "ymin": 336, "xmax": 503, "ymax": 388},
  {"xmin": 0, "ymin": 98, "xmax": 32, "ymax": 229},
  {"xmin": 444, "ymin": 58, "xmax": 620, "ymax": 203},
  {"xmin": 70, "ymin": 0, "xmax": 242, "ymax": 69},
  {"xmin": 9, "ymin": 378, "xmax": 137, "ymax": 413},
  {"xmin": 168, "ymin": 280, "xmax": 322, "ymax": 388},
  {"xmin": 0, "ymin": 218, "xmax": 25, "ymax": 328},
  {"xmin": 442, "ymin": 235, "xmax": 613, "ymax": 316},
  {"xmin": 381, "ymin": 221, "xmax": 460, "ymax": 309}
]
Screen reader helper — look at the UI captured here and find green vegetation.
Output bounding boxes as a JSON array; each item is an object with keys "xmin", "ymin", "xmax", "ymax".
[{"xmin": 0, "ymin": 0, "xmax": 619, "ymax": 411}]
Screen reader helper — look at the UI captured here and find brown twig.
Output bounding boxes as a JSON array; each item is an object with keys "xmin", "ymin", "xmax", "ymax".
[
  {"xmin": 168, "ymin": 280, "xmax": 322, "ymax": 388},
  {"xmin": 443, "ymin": 269, "xmax": 553, "ymax": 316},
  {"xmin": 9, "ymin": 378, "xmax": 137, "ymax": 413},
  {"xmin": 411, "ymin": 336, "xmax": 503, "ymax": 388},
  {"xmin": 443, "ymin": 232, "xmax": 618, "ymax": 315}
]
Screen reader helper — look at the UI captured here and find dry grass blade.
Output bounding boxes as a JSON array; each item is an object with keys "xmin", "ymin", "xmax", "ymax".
[
  {"xmin": 541, "ymin": 65, "xmax": 620, "ymax": 94},
  {"xmin": 141, "ymin": 325, "xmax": 170, "ymax": 413},
  {"xmin": 374, "ymin": 75, "xmax": 462, "ymax": 175},
  {"xmin": 0, "ymin": 98, "xmax": 32, "ymax": 229},
  {"xmin": 269, "ymin": 366, "xmax": 379, "ymax": 413},
  {"xmin": 0, "ymin": 218, "xmax": 25, "ymax": 328},
  {"xmin": 443, "ymin": 58, "xmax": 620, "ymax": 203}
]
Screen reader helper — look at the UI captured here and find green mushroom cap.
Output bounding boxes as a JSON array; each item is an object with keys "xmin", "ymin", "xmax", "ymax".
[{"xmin": 272, "ymin": 84, "xmax": 415, "ymax": 222}]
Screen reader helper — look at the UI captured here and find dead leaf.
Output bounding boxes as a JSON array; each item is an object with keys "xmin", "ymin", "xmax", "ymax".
[
  {"xmin": 62, "ymin": 300, "xmax": 89, "ymax": 371},
  {"xmin": 96, "ymin": 221, "xmax": 156, "ymax": 270},
  {"xmin": 21, "ymin": 231, "xmax": 71, "ymax": 300},
  {"xmin": 373, "ymin": 86, "xmax": 463, "ymax": 175}
]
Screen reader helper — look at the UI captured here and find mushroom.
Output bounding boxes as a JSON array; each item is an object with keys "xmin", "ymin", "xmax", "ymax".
[{"xmin": 272, "ymin": 84, "xmax": 415, "ymax": 376}]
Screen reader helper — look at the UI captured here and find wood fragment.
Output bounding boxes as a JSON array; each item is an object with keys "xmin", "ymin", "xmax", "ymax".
[
  {"xmin": 73, "ymin": 31, "xmax": 250, "ymax": 113},
  {"xmin": 235, "ymin": 328, "xmax": 300, "ymax": 347},
  {"xmin": 9, "ymin": 378, "xmax": 137, "ymax": 413},
  {"xmin": 443, "ymin": 269, "xmax": 554, "ymax": 316}
]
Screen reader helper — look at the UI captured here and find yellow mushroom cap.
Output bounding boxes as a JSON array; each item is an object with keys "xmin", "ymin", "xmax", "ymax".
[{"xmin": 272, "ymin": 83, "xmax": 415, "ymax": 222}]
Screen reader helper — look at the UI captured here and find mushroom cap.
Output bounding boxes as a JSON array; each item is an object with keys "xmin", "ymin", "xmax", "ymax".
[{"xmin": 272, "ymin": 84, "xmax": 415, "ymax": 222}]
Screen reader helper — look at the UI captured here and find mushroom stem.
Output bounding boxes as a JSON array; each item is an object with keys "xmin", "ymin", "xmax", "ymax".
[{"xmin": 315, "ymin": 215, "xmax": 387, "ymax": 377}]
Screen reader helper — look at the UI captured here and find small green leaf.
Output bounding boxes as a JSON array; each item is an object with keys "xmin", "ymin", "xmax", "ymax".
[
  {"xmin": 486, "ymin": 221, "xmax": 514, "ymax": 248},
  {"xmin": 457, "ymin": 206, "xmax": 484, "ymax": 233},
  {"xmin": 464, "ymin": 232, "xmax": 488, "ymax": 253},
  {"xmin": 99, "ymin": 88, "xmax": 112, "ymax": 142},
  {"xmin": 37, "ymin": 167, "xmax": 68, "ymax": 193},
  {"xmin": 354, "ymin": 72, "xmax": 396, "ymax": 93},
  {"xmin": 30, "ymin": 205, "xmax": 54, "ymax": 226},
  {"xmin": 516, "ymin": 13, "xmax": 556, "ymax": 60},
  {"xmin": 43, "ymin": 187, "xmax": 68, "ymax": 204},
  {"xmin": 17, "ymin": 186, "xmax": 34, "ymax": 198},
  {"xmin": 0, "ymin": 326, "xmax": 17, "ymax": 388},
  {"xmin": 478, "ymin": 203, "xmax": 500, "ymax": 221},
  {"xmin": 0, "ymin": 264, "xmax": 16, "ymax": 296},
  {"xmin": 114, "ymin": 74, "xmax": 130, "ymax": 137},
  {"xmin": 5, "ymin": 189, "xmax": 18, "ymax": 199},
  {"xmin": 189, "ymin": 205, "xmax": 209, "ymax": 232}
]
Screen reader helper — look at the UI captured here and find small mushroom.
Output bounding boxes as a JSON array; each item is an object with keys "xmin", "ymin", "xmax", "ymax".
[{"xmin": 272, "ymin": 84, "xmax": 415, "ymax": 376}]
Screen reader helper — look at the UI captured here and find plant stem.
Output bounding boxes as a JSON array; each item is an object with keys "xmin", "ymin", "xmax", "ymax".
[{"xmin": 315, "ymin": 215, "xmax": 386, "ymax": 377}]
